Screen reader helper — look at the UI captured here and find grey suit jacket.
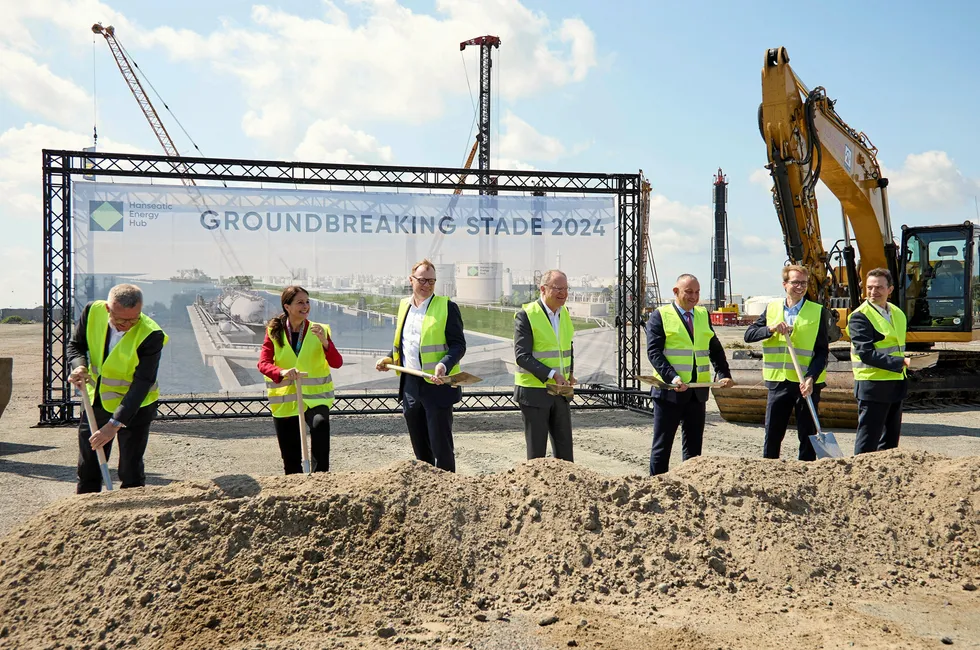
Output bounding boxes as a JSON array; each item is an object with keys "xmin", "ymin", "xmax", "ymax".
[{"xmin": 512, "ymin": 299, "xmax": 575, "ymax": 407}]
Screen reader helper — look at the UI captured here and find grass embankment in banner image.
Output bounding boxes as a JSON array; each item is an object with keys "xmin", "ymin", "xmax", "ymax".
[{"xmin": 312, "ymin": 293, "xmax": 599, "ymax": 339}]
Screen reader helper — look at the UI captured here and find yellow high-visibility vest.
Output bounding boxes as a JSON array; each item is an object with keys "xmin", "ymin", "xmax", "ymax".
[
  {"xmin": 514, "ymin": 301, "xmax": 574, "ymax": 388},
  {"xmin": 265, "ymin": 321, "xmax": 336, "ymax": 416},
  {"xmin": 648, "ymin": 305, "xmax": 713, "ymax": 384},
  {"xmin": 84, "ymin": 300, "xmax": 169, "ymax": 410},
  {"xmin": 393, "ymin": 296, "xmax": 461, "ymax": 383},
  {"xmin": 848, "ymin": 301, "xmax": 907, "ymax": 382},
  {"xmin": 761, "ymin": 299, "xmax": 828, "ymax": 384}
]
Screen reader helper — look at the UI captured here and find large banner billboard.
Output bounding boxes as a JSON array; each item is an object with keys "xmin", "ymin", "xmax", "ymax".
[{"xmin": 72, "ymin": 182, "xmax": 618, "ymax": 395}]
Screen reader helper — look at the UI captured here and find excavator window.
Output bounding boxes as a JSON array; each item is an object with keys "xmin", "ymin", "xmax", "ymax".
[{"xmin": 901, "ymin": 225, "xmax": 974, "ymax": 331}]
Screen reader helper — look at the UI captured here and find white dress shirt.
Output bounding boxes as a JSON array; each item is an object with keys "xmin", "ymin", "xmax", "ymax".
[
  {"xmin": 402, "ymin": 295, "xmax": 433, "ymax": 372},
  {"xmin": 107, "ymin": 324, "xmax": 125, "ymax": 355},
  {"xmin": 868, "ymin": 300, "xmax": 892, "ymax": 323}
]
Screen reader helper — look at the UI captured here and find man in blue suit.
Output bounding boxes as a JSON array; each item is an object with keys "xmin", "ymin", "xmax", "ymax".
[
  {"xmin": 377, "ymin": 259, "xmax": 466, "ymax": 472},
  {"xmin": 645, "ymin": 274, "xmax": 733, "ymax": 475}
]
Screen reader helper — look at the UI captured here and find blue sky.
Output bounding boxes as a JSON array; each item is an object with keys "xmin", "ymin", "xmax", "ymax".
[{"xmin": 2, "ymin": 0, "xmax": 978, "ymax": 307}]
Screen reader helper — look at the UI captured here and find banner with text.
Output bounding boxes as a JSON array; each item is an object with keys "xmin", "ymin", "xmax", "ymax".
[{"xmin": 72, "ymin": 181, "xmax": 617, "ymax": 396}]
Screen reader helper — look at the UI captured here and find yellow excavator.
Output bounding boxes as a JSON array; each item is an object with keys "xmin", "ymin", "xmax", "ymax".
[{"xmin": 715, "ymin": 46, "xmax": 980, "ymax": 428}]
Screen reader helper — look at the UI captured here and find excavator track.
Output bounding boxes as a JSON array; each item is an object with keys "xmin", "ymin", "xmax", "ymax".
[{"xmin": 715, "ymin": 348, "xmax": 980, "ymax": 430}]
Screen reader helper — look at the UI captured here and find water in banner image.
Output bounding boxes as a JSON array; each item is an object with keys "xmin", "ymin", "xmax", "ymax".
[{"xmin": 74, "ymin": 274, "xmax": 499, "ymax": 395}]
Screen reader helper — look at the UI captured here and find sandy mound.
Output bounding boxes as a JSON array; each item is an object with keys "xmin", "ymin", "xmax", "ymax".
[{"xmin": 1, "ymin": 450, "xmax": 978, "ymax": 649}]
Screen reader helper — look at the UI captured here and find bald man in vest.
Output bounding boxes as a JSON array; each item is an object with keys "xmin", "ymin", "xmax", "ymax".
[
  {"xmin": 847, "ymin": 267, "xmax": 910, "ymax": 454},
  {"xmin": 67, "ymin": 284, "xmax": 168, "ymax": 493},
  {"xmin": 376, "ymin": 258, "xmax": 467, "ymax": 472},
  {"xmin": 645, "ymin": 274, "xmax": 733, "ymax": 475},
  {"xmin": 513, "ymin": 269, "xmax": 576, "ymax": 462}
]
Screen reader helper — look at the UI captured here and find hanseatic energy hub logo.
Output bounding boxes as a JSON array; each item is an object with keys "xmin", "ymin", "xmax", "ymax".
[{"xmin": 89, "ymin": 201, "xmax": 124, "ymax": 232}]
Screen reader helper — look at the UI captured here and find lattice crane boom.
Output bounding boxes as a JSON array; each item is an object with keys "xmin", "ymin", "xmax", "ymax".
[{"xmin": 92, "ymin": 23, "xmax": 252, "ymax": 288}]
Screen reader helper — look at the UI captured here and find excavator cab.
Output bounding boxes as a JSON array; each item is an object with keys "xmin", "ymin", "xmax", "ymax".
[{"xmin": 900, "ymin": 222, "xmax": 976, "ymax": 334}]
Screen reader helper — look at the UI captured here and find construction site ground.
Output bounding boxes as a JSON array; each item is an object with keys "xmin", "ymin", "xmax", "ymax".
[{"xmin": 1, "ymin": 322, "xmax": 978, "ymax": 649}]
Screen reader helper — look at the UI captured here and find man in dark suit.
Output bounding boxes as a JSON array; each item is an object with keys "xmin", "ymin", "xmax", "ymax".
[
  {"xmin": 847, "ymin": 267, "xmax": 910, "ymax": 455},
  {"xmin": 744, "ymin": 264, "xmax": 833, "ymax": 461},
  {"xmin": 513, "ymin": 269, "xmax": 575, "ymax": 462},
  {"xmin": 376, "ymin": 259, "xmax": 466, "ymax": 472},
  {"xmin": 645, "ymin": 274, "xmax": 733, "ymax": 475},
  {"xmin": 66, "ymin": 283, "xmax": 168, "ymax": 493}
]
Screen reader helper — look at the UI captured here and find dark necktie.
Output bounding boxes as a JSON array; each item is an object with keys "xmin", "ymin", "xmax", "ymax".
[
  {"xmin": 682, "ymin": 311, "xmax": 694, "ymax": 337},
  {"xmin": 682, "ymin": 312, "xmax": 696, "ymax": 382}
]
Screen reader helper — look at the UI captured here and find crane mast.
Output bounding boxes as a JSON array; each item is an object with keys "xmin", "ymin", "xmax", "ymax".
[{"xmin": 460, "ymin": 35, "xmax": 500, "ymax": 193}]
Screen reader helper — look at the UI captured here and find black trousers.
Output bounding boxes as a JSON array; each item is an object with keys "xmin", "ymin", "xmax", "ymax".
[
  {"xmin": 854, "ymin": 400, "xmax": 903, "ymax": 455},
  {"xmin": 402, "ymin": 375, "xmax": 455, "ymax": 472},
  {"xmin": 273, "ymin": 404, "xmax": 331, "ymax": 474},
  {"xmin": 77, "ymin": 402, "xmax": 154, "ymax": 493},
  {"xmin": 763, "ymin": 383, "xmax": 822, "ymax": 461},
  {"xmin": 519, "ymin": 398, "xmax": 574, "ymax": 462},
  {"xmin": 650, "ymin": 397, "xmax": 706, "ymax": 475}
]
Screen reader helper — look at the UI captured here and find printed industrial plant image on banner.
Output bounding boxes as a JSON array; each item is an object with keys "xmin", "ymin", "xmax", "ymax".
[{"xmin": 72, "ymin": 181, "xmax": 618, "ymax": 396}]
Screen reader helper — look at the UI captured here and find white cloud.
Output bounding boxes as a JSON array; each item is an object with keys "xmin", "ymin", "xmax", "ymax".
[
  {"xmin": 0, "ymin": 123, "xmax": 144, "ymax": 221},
  {"xmin": 0, "ymin": 49, "xmax": 92, "ymax": 129},
  {"xmin": 136, "ymin": 0, "xmax": 598, "ymax": 144},
  {"xmin": 498, "ymin": 111, "xmax": 565, "ymax": 163},
  {"xmin": 647, "ymin": 193, "xmax": 712, "ymax": 254},
  {"xmin": 882, "ymin": 151, "xmax": 979, "ymax": 212},
  {"xmin": 749, "ymin": 167, "xmax": 771, "ymax": 188},
  {"xmin": 293, "ymin": 119, "xmax": 394, "ymax": 164}
]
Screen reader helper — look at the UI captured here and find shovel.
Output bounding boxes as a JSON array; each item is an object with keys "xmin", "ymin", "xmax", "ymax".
[
  {"xmin": 385, "ymin": 364, "xmax": 483, "ymax": 386},
  {"xmin": 292, "ymin": 372, "xmax": 312, "ymax": 475},
  {"xmin": 547, "ymin": 383, "xmax": 575, "ymax": 398},
  {"xmin": 634, "ymin": 375, "xmax": 727, "ymax": 390},
  {"xmin": 783, "ymin": 333, "xmax": 845, "ymax": 459},
  {"xmin": 79, "ymin": 382, "xmax": 113, "ymax": 491},
  {"xmin": 905, "ymin": 352, "xmax": 939, "ymax": 370}
]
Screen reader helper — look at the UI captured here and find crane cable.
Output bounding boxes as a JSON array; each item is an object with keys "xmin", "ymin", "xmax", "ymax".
[{"xmin": 91, "ymin": 33, "xmax": 99, "ymax": 148}]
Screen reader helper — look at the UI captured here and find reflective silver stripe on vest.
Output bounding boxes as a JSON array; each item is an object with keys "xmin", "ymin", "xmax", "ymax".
[
  {"xmin": 695, "ymin": 351, "xmax": 709, "ymax": 358},
  {"xmin": 102, "ymin": 378, "xmax": 131, "ymax": 387},
  {"xmin": 533, "ymin": 350, "xmax": 561, "ymax": 359},
  {"xmin": 420, "ymin": 344, "xmax": 448, "ymax": 353},
  {"xmin": 764, "ymin": 345, "xmax": 814, "ymax": 358},
  {"xmin": 663, "ymin": 348, "xmax": 693, "ymax": 356},
  {"xmin": 267, "ymin": 390, "xmax": 335, "ymax": 404},
  {"xmin": 763, "ymin": 362, "xmax": 810, "ymax": 371},
  {"xmin": 101, "ymin": 391, "xmax": 126, "ymax": 401},
  {"xmin": 672, "ymin": 363, "xmax": 694, "ymax": 371},
  {"xmin": 266, "ymin": 378, "xmax": 333, "ymax": 389},
  {"xmin": 100, "ymin": 381, "xmax": 158, "ymax": 400},
  {"xmin": 696, "ymin": 364, "xmax": 710, "ymax": 373}
]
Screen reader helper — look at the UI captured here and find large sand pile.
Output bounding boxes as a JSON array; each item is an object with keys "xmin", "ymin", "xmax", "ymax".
[{"xmin": 1, "ymin": 450, "xmax": 978, "ymax": 649}]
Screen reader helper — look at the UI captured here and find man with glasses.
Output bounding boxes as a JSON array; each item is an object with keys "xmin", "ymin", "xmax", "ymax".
[
  {"xmin": 67, "ymin": 284, "xmax": 168, "ymax": 492},
  {"xmin": 744, "ymin": 265, "xmax": 833, "ymax": 461},
  {"xmin": 376, "ymin": 258, "xmax": 466, "ymax": 472},
  {"xmin": 847, "ymin": 268, "xmax": 910, "ymax": 455},
  {"xmin": 646, "ymin": 274, "xmax": 733, "ymax": 475},
  {"xmin": 513, "ymin": 269, "xmax": 576, "ymax": 461}
]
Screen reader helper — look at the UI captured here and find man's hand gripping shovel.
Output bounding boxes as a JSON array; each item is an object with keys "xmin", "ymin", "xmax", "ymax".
[
  {"xmin": 78, "ymin": 376, "xmax": 113, "ymax": 491},
  {"xmin": 782, "ymin": 331, "xmax": 845, "ymax": 459}
]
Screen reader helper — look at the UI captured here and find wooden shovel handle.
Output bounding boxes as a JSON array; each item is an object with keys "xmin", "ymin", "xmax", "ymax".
[{"xmin": 385, "ymin": 364, "xmax": 435, "ymax": 380}]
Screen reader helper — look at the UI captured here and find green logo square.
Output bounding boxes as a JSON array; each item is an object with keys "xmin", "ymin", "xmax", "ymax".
[{"xmin": 89, "ymin": 201, "xmax": 124, "ymax": 232}]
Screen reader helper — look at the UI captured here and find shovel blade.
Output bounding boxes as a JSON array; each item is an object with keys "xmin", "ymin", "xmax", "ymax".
[
  {"xmin": 547, "ymin": 384, "xmax": 575, "ymax": 398},
  {"xmin": 809, "ymin": 432, "xmax": 845, "ymax": 459},
  {"xmin": 447, "ymin": 371, "xmax": 483, "ymax": 386}
]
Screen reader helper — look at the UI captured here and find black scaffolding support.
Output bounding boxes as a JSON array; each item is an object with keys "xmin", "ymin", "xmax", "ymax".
[{"xmin": 40, "ymin": 150, "xmax": 644, "ymax": 424}]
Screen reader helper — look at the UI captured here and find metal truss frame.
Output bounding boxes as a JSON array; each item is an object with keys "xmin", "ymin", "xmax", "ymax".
[{"xmin": 40, "ymin": 150, "xmax": 644, "ymax": 424}]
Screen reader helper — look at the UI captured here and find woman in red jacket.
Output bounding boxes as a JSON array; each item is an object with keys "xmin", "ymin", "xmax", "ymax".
[{"xmin": 257, "ymin": 286, "xmax": 343, "ymax": 473}]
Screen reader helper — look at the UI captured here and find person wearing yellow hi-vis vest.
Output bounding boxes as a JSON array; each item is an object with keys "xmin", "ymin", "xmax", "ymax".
[
  {"xmin": 645, "ymin": 274, "xmax": 734, "ymax": 475},
  {"xmin": 375, "ymin": 259, "xmax": 466, "ymax": 472},
  {"xmin": 847, "ymin": 268, "xmax": 910, "ymax": 455},
  {"xmin": 513, "ymin": 269, "xmax": 576, "ymax": 462},
  {"xmin": 744, "ymin": 265, "xmax": 833, "ymax": 461},
  {"xmin": 258, "ymin": 286, "xmax": 344, "ymax": 474},
  {"xmin": 67, "ymin": 284, "xmax": 168, "ymax": 493}
]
